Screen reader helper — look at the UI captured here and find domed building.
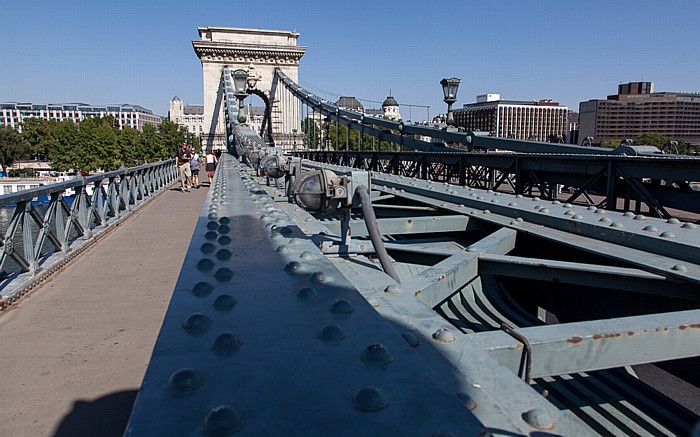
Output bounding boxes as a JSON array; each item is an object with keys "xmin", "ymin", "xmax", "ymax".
[
  {"xmin": 381, "ymin": 95, "xmax": 401, "ymax": 121},
  {"xmin": 168, "ymin": 96, "xmax": 204, "ymax": 138}
]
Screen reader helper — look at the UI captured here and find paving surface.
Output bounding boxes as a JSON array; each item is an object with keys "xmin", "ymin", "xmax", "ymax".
[{"xmin": 0, "ymin": 183, "xmax": 208, "ymax": 437}]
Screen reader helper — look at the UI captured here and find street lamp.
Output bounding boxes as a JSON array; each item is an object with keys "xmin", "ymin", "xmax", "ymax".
[
  {"xmin": 292, "ymin": 128, "xmax": 298, "ymax": 151},
  {"xmin": 231, "ymin": 69, "xmax": 249, "ymax": 123},
  {"xmin": 440, "ymin": 77, "xmax": 461, "ymax": 127}
]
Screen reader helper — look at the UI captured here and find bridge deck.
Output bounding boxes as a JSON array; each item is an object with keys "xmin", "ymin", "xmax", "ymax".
[{"xmin": 0, "ymin": 184, "xmax": 208, "ymax": 437}]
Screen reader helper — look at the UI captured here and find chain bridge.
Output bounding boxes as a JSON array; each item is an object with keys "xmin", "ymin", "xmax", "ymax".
[{"xmin": 1, "ymin": 26, "xmax": 699, "ymax": 436}]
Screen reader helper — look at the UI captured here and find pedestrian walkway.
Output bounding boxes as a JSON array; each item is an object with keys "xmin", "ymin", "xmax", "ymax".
[{"xmin": 0, "ymin": 182, "xmax": 208, "ymax": 437}]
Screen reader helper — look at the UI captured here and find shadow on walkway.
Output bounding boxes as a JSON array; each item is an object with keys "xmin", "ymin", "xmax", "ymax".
[{"xmin": 53, "ymin": 390, "xmax": 137, "ymax": 437}]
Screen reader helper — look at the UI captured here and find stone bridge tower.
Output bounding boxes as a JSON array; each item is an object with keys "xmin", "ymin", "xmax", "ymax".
[{"xmin": 193, "ymin": 26, "xmax": 306, "ymax": 150}]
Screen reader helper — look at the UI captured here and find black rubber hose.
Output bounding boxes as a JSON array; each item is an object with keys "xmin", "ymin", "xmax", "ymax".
[{"xmin": 356, "ymin": 185, "xmax": 401, "ymax": 283}]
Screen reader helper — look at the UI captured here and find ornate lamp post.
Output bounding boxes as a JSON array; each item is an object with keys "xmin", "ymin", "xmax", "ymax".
[
  {"xmin": 440, "ymin": 77, "xmax": 461, "ymax": 127},
  {"xmin": 231, "ymin": 69, "xmax": 249, "ymax": 123}
]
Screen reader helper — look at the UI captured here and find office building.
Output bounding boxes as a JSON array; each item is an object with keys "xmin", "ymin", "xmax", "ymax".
[
  {"xmin": 579, "ymin": 82, "xmax": 700, "ymax": 145},
  {"xmin": 453, "ymin": 94, "xmax": 568, "ymax": 141},
  {"xmin": 0, "ymin": 102, "xmax": 162, "ymax": 132}
]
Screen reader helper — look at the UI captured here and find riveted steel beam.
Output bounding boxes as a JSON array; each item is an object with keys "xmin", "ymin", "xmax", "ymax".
[
  {"xmin": 478, "ymin": 254, "xmax": 698, "ymax": 300},
  {"xmin": 471, "ymin": 310, "xmax": 700, "ymax": 379},
  {"xmin": 322, "ymin": 214, "xmax": 469, "ymax": 237}
]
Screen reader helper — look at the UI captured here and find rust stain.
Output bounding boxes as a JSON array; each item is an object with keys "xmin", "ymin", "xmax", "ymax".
[
  {"xmin": 414, "ymin": 290, "xmax": 421, "ymax": 297},
  {"xmin": 663, "ymin": 327, "xmax": 669, "ymax": 332},
  {"xmin": 593, "ymin": 333, "xmax": 621, "ymax": 340},
  {"xmin": 655, "ymin": 328, "xmax": 660, "ymax": 332},
  {"xmin": 627, "ymin": 331, "xmax": 635, "ymax": 336},
  {"xmin": 567, "ymin": 336, "xmax": 583, "ymax": 344},
  {"xmin": 679, "ymin": 325, "xmax": 687, "ymax": 330},
  {"xmin": 436, "ymin": 274, "xmax": 448, "ymax": 282},
  {"xmin": 690, "ymin": 324, "xmax": 700, "ymax": 329},
  {"xmin": 406, "ymin": 219, "xmax": 413, "ymax": 225}
]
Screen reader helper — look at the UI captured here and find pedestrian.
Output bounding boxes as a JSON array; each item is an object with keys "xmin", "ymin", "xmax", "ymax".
[
  {"xmin": 205, "ymin": 149, "xmax": 218, "ymax": 185},
  {"xmin": 176, "ymin": 142, "xmax": 192, "ymax": 192},
  {"xmin": 190, "ymin": 147, "xmax": 201, "ymax": 189}
]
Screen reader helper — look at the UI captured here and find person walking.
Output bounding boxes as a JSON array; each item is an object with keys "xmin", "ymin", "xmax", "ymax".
[
  {"xmin": 190, "ymin": 147, "xmax": 201, "ymax": 189},
  {"xmin": 205, "ymin": 149, "xmax": 218, "ymax": 185},
  {"xmin": 176, "ymin": 142, "xmax": 192, "ymax": 192}
]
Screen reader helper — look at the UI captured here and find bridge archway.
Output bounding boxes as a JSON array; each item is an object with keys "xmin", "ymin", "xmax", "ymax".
[{"xmin": 193, "ymin": 26, "xmax": 306, "ymax": 151}]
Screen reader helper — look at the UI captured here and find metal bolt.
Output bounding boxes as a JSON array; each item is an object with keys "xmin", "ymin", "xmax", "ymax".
[
  {"xmin": 311, "ymin": 271, "xmax": 330, "ymax": 283},
  {"xmin": 610, "ymin": 222, "xmax": 623, "ymax": 228},
  {"xmin": 166, "ymin": 368, "xmax": 203, "ymax": 393},
  {"xmin": 384, "ymin": 285, "xmax": 401, "ymax": 295},
  {"xmin": 522, "ymin": 408, "xmax": 555, "ymax": 430},
  {"xmin": 433, "ymin": 328, "xmax": 456, "ymax": 343},
  {"xmin": 213, "ymin": 294, "xmax": 238, "ymax": 310},
  {"xmin": 192, "ymin": 281, "xmax": 214, "ymax": 297},
  {"xmin": 201, "ymin": 243, "xmax": 216, "ymax": 254},
  {"xmin": 296, "ymin": 287, "xmax": 317, "ymax": 300},
  {"xmin": 330, "ymin": 299, "xmax": 354, "ymax": 314},
  {"xmin": 351, "ymin": 387, "xmax": 389, "ymax": 412},
  {"xmin": 197, "ymin": 259, "xmax": 215, "ymax": 272},
  {"xmin": 210, "ymin": 332, "xmax": 242, "ymax": 353},
  {"xmin": 672, "ymin": 264, "xmax": 688, "ymax": 272},
  {"xmin": 201, "ymin": 405, "xmax": 244, "ymax": 435},
  {"xmin": 317, "ymin": 324, "xmax": 346, "ymax": 342},
  {"xmin": 183, "ymin": 313, "xmax": 212, "ymax": 331},
  {"xmin": 285, "ymin": 261, "xmax": 302, "ymax": 272},
  {"xmin": 659, "ymin": 231, "xmax": 677, "ymax": 239},
  {"xmin": 361, "ymin": 343, "xmax": 394, "ymax": 365},
  {"xmin": 213, "ymin": 268, "xmax": 234, "ymax": 282}
]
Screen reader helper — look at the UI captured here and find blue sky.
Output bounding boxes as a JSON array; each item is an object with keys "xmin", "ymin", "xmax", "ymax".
[{"xmin": 2, "ymin": 0, "xmax": 698, "ymax": 118}]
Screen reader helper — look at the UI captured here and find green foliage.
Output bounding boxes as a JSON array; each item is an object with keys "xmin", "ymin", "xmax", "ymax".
[
  {"xmin": 307, "ymin": 118, "xmax": 395, "ymax": 151},
  {"xmin": 49, "ymin": 120, "xmax": 80, "ymax": 172},
  {"xmin": 634, "ymin": 132, "xmax": 669, "ymax": 148},
  {"xmin": 0, "ymin": 125, "xmax": 30, "ymax": 174},
  {"xmin": 158, "ymin": 119, "xmax": 188, "ymax": 159},
  {"xmin": 600, "ymin": 139, "xmax": 620, "ymax": 149},
  {"xmin": 21, "ymin": 117, "xmax": 58, "ymax": 159}
]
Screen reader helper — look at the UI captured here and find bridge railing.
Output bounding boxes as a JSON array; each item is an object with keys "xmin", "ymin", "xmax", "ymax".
[{"xmin": 0, "ymin": 159, "xmax": 178, "ymax": 308}]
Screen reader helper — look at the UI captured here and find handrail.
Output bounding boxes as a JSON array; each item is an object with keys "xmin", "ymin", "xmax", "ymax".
[{"xmin": 0, "ymin": 159, "xmax": 179, "ymax": 307}]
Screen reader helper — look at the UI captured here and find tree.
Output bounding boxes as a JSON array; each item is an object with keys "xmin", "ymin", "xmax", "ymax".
[
  {"xmin": 49, "ymin": 120, "xmax": 80, "ymax": 172},
  {"xmin": 0, "ymin": 126, "xmax": 30, "ymax": 175},
  {"xmin": 118, "ymin": 126, "xmax": 142, "ymax": 167},
  {"xmin": 141, "ymin": 124, "xmax": 166, "ymax": 161},
  {"xmin": 21, "ymin": 117, "xmax": 58, "ymax": 160},
  {"xmin": 158, "ymin": 119, "xmax": 187, "ymax": 159},
  {"xmin": 635, "ymin": 132, "xmax": 669, "ymax": 148}
]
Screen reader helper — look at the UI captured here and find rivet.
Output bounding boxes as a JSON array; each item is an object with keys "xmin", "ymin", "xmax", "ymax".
[
  {"xmin": 201, "ymin": 405, "xmax": 244, "ymax": 435},
  {"xmin": 213, "ymin": 294, "xmax": 238, "ymax": 310},
  {"xmin": 522, "ymin": 408, "xmax": 554, "ymax": 430},
  {"xmin": 205, "ymin": 231, "xmax": 218, "ymax": 241},
  {"xmin": 285, "ymin": 261, "xmax": 302, "ymax": 272},
  {"xmin": 532, "ymin": 197, "xmax": 540, "ymax": 201},
  {"xmin": 508, "ymin": 202, "xmax": 518, "ymax": 207},
  {"xmin": 289, "ymin": 238, "xmax": 305, "ymax": 246},
  {"xmin": 572, "ymin": 214, "xmax": 583, "ymax": 220},
  {"xmin": 433, "ymin": 328, "xmax": 456, "ymax": 343},
  {"xmin": 490, "ymin": 199, "xmax": 499, "ymax": 204},
  {"xmin": 623, "ymin": 212, "xmax": 635, "ymax": 218},
  {"xmin": 192, "ymin": 281, "xmax": 214, "ymax": 297},
  {"xmin": 197, "ymin": 258, "xmax": 215, "ymax": 272},
  {"xmin": 672, "ymin": 264, "xmax": 688, "ymax": 272},
  {"xmin": 296, "ymin": 287, "xmax": 317, "ymax": 300},
  {"xmin": 516, "ymin": 217, "xmax": 524, "ymax": 223},
  {"xmin": 552, "ymin": 200, "xmax": 561, "ymax": 205},
  {"xmin": 299, "ymin": 251, "xmax": 315, "ymax": 260},
  {"xmin": 217, "ymin": 236, "xmax": 232, "ymax": 246},
  {"xmin": 594, "ymin": 209, "xmax": 605, "ymax": 214},
  {"xmin": 634, "ymin": 215, "xmax": 647, "ymax": 221},
  {"xmin": 401, "ymin": 332, "xmax": 420, "ymax": 347},
  {"xmin": 483, "ymin": 209, "xmax": 491, "ymax": 214},
  {"xmin": 207, "ymin": 213, "xmax": 218, "ymax": 220},
  {"xmin": 599, "ymin": 217, "xmax": 612, "ymax": 223},
  {"xmin": 667, "ymin": 218, "xmax": 681, "ymax": 224},
  {"xmin": 311, "ymin": 271, "xmax": 330, "ymax": 283},
  {"xmin": 330, "ymin": 299, "xmax": 354, "ymax": 314},
  {"xmin": 539, "ymin": 208, "xmax": 549, "ymax": 214},
  {"xmin": 213, "ymin": 268, "xmax": 234, "ymax": 282},
  {"xmin": 681, "ymin": 223, "xmax": 698, "ymax": 230},
  {"xmin": 351, "ymin": 387, "xmax": 388, "ymax": 412},
  {"xmin": 166, "ymin": 368, "xmax": 203, "ymax": 393},
  {"xmin": 317, "ymin": 324, "xmax": 346, "ymax": 342},
  {"xmin": 564, "ymin": 210, "xmax": 575, "ymax": 216},
  {"xmin": 642, "ymin": 225, "xmax": 658, "ymax": 232},
  {"xmin": 206, "ymin": 221, "xmax": 219, "ymax": 230},
  {"xmin": 456, "ymin": 392, "xmax": 477, "ymax": 410},
  {"xmin": 218, "ymin": 217, "xmax": 230, "ymax": 225},
  {"xmin": 610, "ymin": 222, "xmax": 623, "ymax": 228},
  {"xmin": 361, "ymin": 343, "xmax": 394, "ymax": 365},
  {"xmin": 215, "ymin": 249, "xmax": 232, "ymax": 261},
  {"xmin": 516, "ymin": 194, "xmax": 523, "ymax": 198},
  {"xmin": 201, "ymin": 243, "xmax": 216, "ymax": 254},
  {"xmin": 509, "ymin": 220, "xmax": 520, "ymax": 225},
  {"xmin": 183, "ymin": 313, "xmax": 212, "ymax": 331},
  {"xmin": 211, "ymin": 332, "xmax": 242, "ymax": 353},
  {"xmin": 476, "ymin": 196, "xmax": 484, "ymax": 200},
  {"xmin": 276, "ymin": 245, "xmax": 291, "ymax": 254},
  {"xmin": 217, "ymin": 224, "xmax": 231, "ymax": 234},
  {"xmin": 534, "ymin": 205, "xmax": 542, "ymax": 211},
  {"xmin": 384, "ymin": 285, "xmax": 402, "ymax": 295},
  {"xmin": 659, "ymin": 231, "xmax": 677, "ymax": 239},
  {"xmin": 564, "ymin": 203, "xmax": 573, "ymax": 208}
]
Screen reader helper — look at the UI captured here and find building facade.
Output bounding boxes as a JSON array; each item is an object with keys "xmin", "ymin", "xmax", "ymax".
[
  {"xmin": 579, "ymin": 82, "xmax": 700, "ymax": 145},
  {"xmin": 168, "ymin": 96, "xmax": 205, "ymax": 136},
  {"xmin": 0, "ymin": 102, "xmax": 162, "ymax": 132},
  {"xmin": 453, "ymin": 94, "xmax": 568, "ymax": 141}
]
